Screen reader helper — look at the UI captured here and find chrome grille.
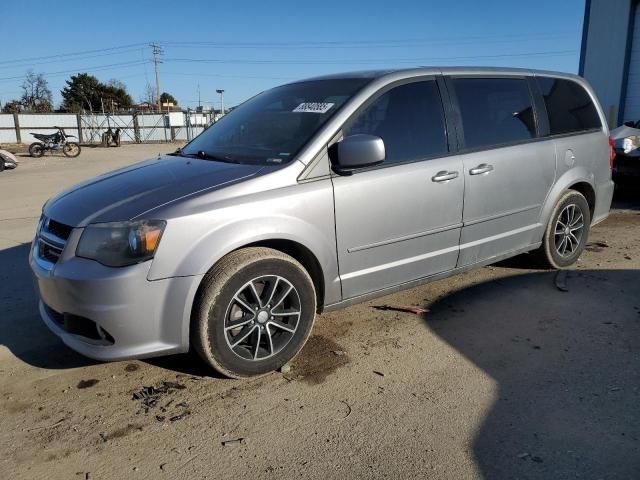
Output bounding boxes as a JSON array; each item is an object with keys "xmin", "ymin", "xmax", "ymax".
[
  {"xmin": 46, "ymin": 218, "xmax": 72, "ymax": 240},
  {"xmin": 36, "ymin": 216, "xmax": 72, "ymax": 265}
]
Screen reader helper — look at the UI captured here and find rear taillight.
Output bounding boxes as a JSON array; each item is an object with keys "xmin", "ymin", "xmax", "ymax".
[{"xmin": 608, "ymin": 137, "xmax": 616, "ymax": 170}]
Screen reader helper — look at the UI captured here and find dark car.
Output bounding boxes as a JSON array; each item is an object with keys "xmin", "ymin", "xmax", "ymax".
[{"xmin": 611, "ymin": 122, "xmax": 640, "ymax": 185}]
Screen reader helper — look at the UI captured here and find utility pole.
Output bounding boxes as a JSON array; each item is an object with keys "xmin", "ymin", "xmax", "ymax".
[
  {"xmin": 150, "ymin": 43, "xmax": 164, "ymax": 112},
  {"xmin": 216, "ymin": 89, "xmax": 225, "ymax": 118}
]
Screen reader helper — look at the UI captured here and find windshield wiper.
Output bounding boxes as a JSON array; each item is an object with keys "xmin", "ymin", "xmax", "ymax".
[{"xmin": 178, "ymin": 150, "xmax": 240, "ymax": 163}]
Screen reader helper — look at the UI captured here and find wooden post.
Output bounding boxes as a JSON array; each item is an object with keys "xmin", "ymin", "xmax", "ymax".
[
  {"xmin": 76, "ymin": 113, "xmax": 84, "ymax": 143},
  {"xmin": 133, "ymin": 113, "xmax": 140, "ymax": 143},
  {"xmin": 13, "ymin": 113, "xmax": 21, "ymax": 144}
]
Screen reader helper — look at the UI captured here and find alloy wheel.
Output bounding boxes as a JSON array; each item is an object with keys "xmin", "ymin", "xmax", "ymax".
[
  {"xmin": 224, "ymin": 275, "xmax": 301, "ymax": 361},
  {"xmin": 554, "ymin": 203, "xmax": 584, "ymax": 257}
]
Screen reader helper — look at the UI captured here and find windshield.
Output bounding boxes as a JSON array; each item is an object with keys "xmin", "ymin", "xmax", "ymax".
[{"xmin": 180, "ymin": 78, "xmax": 370, "ymax": 165}]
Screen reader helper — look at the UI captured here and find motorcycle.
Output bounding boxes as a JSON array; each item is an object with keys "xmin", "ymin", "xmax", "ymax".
[{"xmin": 29, "ymin": 127, "xmax": 81, "ymax": 158}]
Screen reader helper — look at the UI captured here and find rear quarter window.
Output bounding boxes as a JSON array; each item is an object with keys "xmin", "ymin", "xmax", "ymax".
[
  {"xmin": 537, "ymin": 77, "xmax": 602, "ymax": 135},
  {"xmin": 451, "ymin": 77, "xmax": 536, "ymax": 150}
]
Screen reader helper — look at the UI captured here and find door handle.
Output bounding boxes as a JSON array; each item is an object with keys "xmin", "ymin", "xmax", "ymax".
[
  {"xmin": 431, "ymin": 170, "xmax": 459, "ymax": 182},
  {"xmin": 469, "ymin": 163, "xmax": 494, "ymax": 175}
]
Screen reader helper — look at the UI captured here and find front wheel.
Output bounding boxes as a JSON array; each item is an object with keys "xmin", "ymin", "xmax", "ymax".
[
  {"xmin": 535, "ymin": 190, "xmax": 591, "ymax": 269},
  {"xmin": 29, "ymin": 142, "xmax": 45, "ymax": 157},
  {"xmin": 192, "ymin": 247, "xmax": 317, "ymax": 378},
  {"xmin": 63, "ymin": 142, "xmax": 81, "ymax": 157}
]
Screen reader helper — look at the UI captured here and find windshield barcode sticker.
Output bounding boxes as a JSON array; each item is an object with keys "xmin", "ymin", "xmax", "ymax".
[{"xmin": 293, "ymin": 102, "xmax": 334, "ymax": 114}]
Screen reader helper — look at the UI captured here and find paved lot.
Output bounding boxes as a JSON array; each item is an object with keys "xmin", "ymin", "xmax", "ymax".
[{"xmin": 1, "ymin": 145, "xmax": 639, "ymax": 479}]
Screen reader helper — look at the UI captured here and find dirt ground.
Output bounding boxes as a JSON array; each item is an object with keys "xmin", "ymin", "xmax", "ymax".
[{"xmin": 1, "ymin": 145, "xmax": 639, "ymax": 479}]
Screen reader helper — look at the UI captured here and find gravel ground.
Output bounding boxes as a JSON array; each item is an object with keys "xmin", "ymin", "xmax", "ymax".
[{"xmin": 1, "ymin": 145, "xmax": 638, "ymax": 479}]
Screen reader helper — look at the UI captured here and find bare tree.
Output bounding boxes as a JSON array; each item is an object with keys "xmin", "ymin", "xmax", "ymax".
[
  {"xmin": 141, "ymin": 82, "xmax": 157, "ymax": 108},
  {"xmin": 107, "ymin": 78, "xmax": 127, "ymax": 91},
  {"xmin": 21, "ymin": 70, "xmax": 53, "ymax": 112}
]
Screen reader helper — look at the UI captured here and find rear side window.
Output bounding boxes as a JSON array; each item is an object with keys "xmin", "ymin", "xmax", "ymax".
[
  {"xmin": 344, "ymin": 80, "xmax": 447, "ymax": 165},
  {"xmin": 452, "ymin": 77, "xmax": 536, "ymax": 150},
  {"xmin": 537, "ymin": 77, "xmax": 601, "ymax": 135}
]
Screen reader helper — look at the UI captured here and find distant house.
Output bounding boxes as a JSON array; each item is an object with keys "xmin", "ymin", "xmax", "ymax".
[
  {"xmin": 580, "ymin": 0, "xmax": 640, "ymax": 126},
  {"xmin": 134, "ymin": 102, "xmax": 181, "ymax": 113}
]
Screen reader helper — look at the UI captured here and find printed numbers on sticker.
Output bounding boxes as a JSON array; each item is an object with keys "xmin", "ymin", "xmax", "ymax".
[{"xmin": 292, "ymin": 102, "xmax": 335, "ymax": 114}]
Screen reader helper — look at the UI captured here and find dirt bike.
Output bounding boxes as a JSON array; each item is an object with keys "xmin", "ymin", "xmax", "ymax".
[{"xmin": 29, "ymin": 127, "xmax": 81, "ymax": 158}]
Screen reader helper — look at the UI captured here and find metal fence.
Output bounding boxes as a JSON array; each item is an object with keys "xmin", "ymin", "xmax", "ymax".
[{"xmin": 0, "ymin": 111, "xmax": 213, "ymax": 145}]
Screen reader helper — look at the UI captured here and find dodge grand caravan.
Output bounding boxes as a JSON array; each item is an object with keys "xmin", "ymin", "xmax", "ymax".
[{"xmin": 30, "ymin": 67, "xmax": 614, "ymax": 378}]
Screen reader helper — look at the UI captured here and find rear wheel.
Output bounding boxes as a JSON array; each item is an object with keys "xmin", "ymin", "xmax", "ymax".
[
  {"xmin": 192, "ymin": 247, "xmax": 317, "ymax": 378},
  {"xmin": 63, "ymin": 142, "xmax": 81, "ymax": 157},
  {"xmin": 535, "ymin": 190, "xmax": 590, "ymax": 269},
  {"xmin": 29, "ymin": 142, "xmax": 45, "ymax": 157}
]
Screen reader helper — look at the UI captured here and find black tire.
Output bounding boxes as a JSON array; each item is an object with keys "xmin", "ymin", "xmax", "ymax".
[
  {"xmin": 535, "ymin": 190, "xmax": 591, "ymax": 269},
  {"xmin": 29, "ymin": 142, "xmax": 45, "ymax": 157},
  {"xmin": 63, "ymin": 142, "xmax": 81, "ymax": 158},
  {"xmin": 192, "ymin": 247, "xmax": 317, "ymax": 378},
  {"xmin": 0, "ymin": 161, "xmax": 4, "ymax": 172}
]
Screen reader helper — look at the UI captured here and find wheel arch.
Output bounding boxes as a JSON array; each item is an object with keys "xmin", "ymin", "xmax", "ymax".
[
  {"xmin": 567, "ymin": 181, "xmax": 596, "ymax": 219},
  {"xmin": 539, "ymin": 168, "xmax": 597, "ymax": 233},
  {"xmin": 180, "ymin": 229, "xmax": 335, "ymax": 318},
  {"xmin": 186, "ymin": 238, "xmax": 328, "ymax": 360},
  {"xmin": 239, "ymin": 239, "xmax": 326, "ymax": 313}
]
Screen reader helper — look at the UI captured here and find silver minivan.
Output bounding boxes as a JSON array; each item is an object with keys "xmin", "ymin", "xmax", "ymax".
[{"xmin": 30, "ymin": 67, "xmax": 614, "ymax": 378}]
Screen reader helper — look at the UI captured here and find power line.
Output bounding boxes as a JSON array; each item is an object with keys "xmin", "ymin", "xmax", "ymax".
[
  {"xmin": 0, "ymin": 43, "xmax": 148, "ymax": 66},
  {"xmin": 0, "ymin": 61, "xmax": 149, "ymax": 83},
  {"xmin": 164, "ymin": 33, "xmax": 577, "ymax": 50},
  {"xmin": 162, "ymin": 32, "xmax": 576, "ymax": 48},
  {"xmin": 163, "ymin": 72, "xmax": 293, "ymax": 80},
  {"xmin": 0, "ymin": 31, "xmax": 576, "ymax": 67},
  {"xmin": 0, "ymin": 47, "xmax": 147, "ymax": 70},
  {"xmin": 163, "ymin": 50, "xmax": 578, "ymax": 66}
]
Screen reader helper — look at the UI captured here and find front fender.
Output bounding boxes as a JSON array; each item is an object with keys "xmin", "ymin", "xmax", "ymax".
[{"xmin": 147, "ymin": 181, "xmax": 341, "ymax": 306}]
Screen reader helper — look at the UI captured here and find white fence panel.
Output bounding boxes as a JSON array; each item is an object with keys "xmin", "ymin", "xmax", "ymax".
[
  {"xmin": 18, "ymin": 114, "xmax": 78, "ymax": 144},
  {"xmin": 18, "ymin": 114, "xmax": 77, "ymax": 128},
  {"xmin": 0, "ymin": 114, "xmax": 16, "ymax": 143},
  {"xmin": 2, "ymin": 112, "xmax": 195, "ymax": 144},
  {"xmin": 173, "ymin": 127, "xmax": 188, "ymax": 141},
  {"xmin": 137, "ymin": 114, "xmax": 167, "ymax": 141},
  {"xmin": 0, "ymin": 130, "xmax": 17, "ymax": 143},
  {"xmin": 137, "ymin": 114, "xmax": 164, "ymax": 127},
  {"xmin": 0, "ymin": 131, "xmax": 17, "ymax": 143},
  {"xmin": 80, "ymin": 114, "xmax": 136, "ymax": 143},
  {"xmin": 0, "ymin": 114, "xmax": 14, "ymax": 128}
]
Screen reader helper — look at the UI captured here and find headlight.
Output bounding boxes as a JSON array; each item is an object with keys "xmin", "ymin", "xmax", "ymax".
[
  {"xmin": 623, "ymin": 135, "xmax": 640, "ymax": 154},
  {"xmin": 76, "ymin": 220, "xmax": 166, "ymax": 267}
]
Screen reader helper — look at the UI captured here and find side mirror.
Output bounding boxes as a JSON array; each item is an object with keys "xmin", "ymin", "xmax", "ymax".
[{"xmin": 329, "ymin": 134, "xmax": 385, "ymax": 175}]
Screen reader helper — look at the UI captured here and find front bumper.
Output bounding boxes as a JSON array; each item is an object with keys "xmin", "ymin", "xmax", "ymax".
[{"xmin": 30, "ymin": 235, "xmax": 203, "ymax": 361}]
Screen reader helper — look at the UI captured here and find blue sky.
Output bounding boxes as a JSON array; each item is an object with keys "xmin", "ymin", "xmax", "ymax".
[{"xmin": 0, "ymin": 0, "xmax": 585, "ymax": 110}]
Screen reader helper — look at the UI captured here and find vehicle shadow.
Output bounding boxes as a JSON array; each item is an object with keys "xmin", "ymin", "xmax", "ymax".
[
  {"xmin": 423, "ymin": 268, "xmax": 640, "ymax": 479},
  {"xmin": 144, "ymin": 352, "xmax": 221, "ymax": 378},
  {"xmin": 612, "ymin": 182, "xmax": 640, "ymax": 210},
  {"xmin": 0, "ymin": 242, "xmax": 214, "ymax": 375},
  {"xmin": 0, "ymin": 243, "xmax": 92, "ymax": 369}
]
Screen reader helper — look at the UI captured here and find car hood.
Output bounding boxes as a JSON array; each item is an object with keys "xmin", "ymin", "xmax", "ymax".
[{"xmin": 44, "ymin": 155, "xmax": 264, "ymax": 227}]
